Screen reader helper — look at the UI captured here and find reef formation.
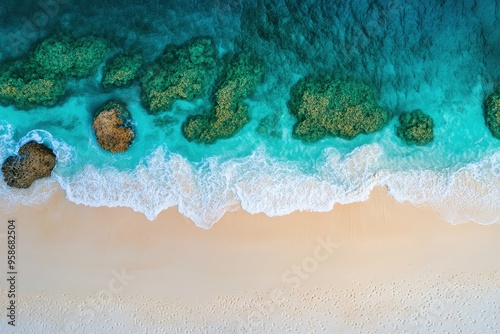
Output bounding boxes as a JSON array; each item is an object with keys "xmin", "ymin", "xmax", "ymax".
[
  {"xmin": 288, "ymin": 77, "xmax": 390, "ymax": 142},
  {"xmin": 484, "ymin": 87, "xmax": 500, "ymax": 139},
  {"xmin": 139, "ymin": 37, "xmax": 218, "ymax": 114},
  {"xmin": 0, "ymin": 34, "xmax": 108, "ymax": 109},
  {"xmin": 101, "ymin": 52, "xmax": 143, "ymax": 90},
  {"xmin": 182, "ymin": 53, "xmax": 265, "ymax": 143},
  {"xmin": 396, "ymin": 109, "xmax": 434, "ymax": 146},
  {"xmin": 1, "ymin": 33, "xmax": 498, "ymax": 149}
]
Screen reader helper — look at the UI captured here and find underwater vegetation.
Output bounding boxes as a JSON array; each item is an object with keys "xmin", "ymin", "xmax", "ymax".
[
  {"xmin": 101, "ymin": 52, "xmax": 143, "ymax": 90},
  {"xmin": 396, "ymin": 109, "xmax": 434, "ymax": 146},
  {"xmin": 484, "ymin": 87, "xmax": 500, "ymax": 139},
  {"xmin": 0, "ymin": 63, "xmax": 66, "ymax": 110},
  {"xmin": 182, "ymin": 53, "xmax": 265, "ymax": 144},
  {"xmin": 0, "ymin": 33, "xmax": 497, "ymax": 152},
  {"xmin": 0, "ymin": 34, "xmax": 108, "ymax": 109},
  {"xmin": 31, "ymin": 35, "xmax": 108, "ymax": 78},
  {"xmin": 139, "ymin": 37, "xmax": 218, "ymax": 114},
  {"xmin": 288, "ymin": 77, "xmax": 390, "ymax": 142}
]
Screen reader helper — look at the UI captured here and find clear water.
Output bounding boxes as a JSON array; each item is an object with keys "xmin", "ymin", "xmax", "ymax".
[{"xmin": 0, "ymin": 0, "xmax": 498, "ymax": 228}]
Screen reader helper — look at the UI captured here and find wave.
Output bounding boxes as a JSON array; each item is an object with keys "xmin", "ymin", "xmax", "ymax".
[
  {"xmin": 385, "ymin": 152, "xmax": 500, "ymax": 225},
  {"xmin": 1, "ymin": 0, "xmax": 499, "ymax": 228},
  {"xmin": 1, "ymin": 119, "xmax": 499, "ymax": 228},
  {"xmin": 52, "ymin": 144, "xmax": 500, "ymax": 229},
  {"xmin": 0, "ymin": 122, "xmax": 76, "ymax": 211}
]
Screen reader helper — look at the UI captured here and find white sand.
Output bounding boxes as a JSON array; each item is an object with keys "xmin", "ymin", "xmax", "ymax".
[{"xmin": 1, "ymin": 187, "xmax": 500, "ymax": 333}]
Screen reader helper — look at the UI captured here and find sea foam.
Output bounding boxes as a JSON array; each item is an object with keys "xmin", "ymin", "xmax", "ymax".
[
  {"xmin": 0, "ymin": 123, "xmax": 76, "ymax": 211},
  {"xmin": 50, "ymin": 144, "xmax": 499, "ymax": 229},
  {"xmin": 0, "ymin": 119, "xmax": 499, "ymax": 228},
  {"xmin": 0, "ymin": 0, "xmax": 498, "ymax": 228}
]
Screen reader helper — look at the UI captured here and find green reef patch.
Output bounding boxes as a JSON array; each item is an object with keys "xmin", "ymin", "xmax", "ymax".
[
  {"xmin": 0, "ymin": 34, "xmax": 109, "ymax": 110},
  {"xmin": 101, "ymin": 52, "xmax": 143, "ymax": 90},
  {"xmin": 0, "ymin": 63, "xmax": 66, "ymax": 110},
  {"xmin": 182, "ymin": 53, "xmax": 265, "ymax": 144},
  {"xmin": 4, "ymin": 32, "xmax": 499, "ymax": 149},
  {"xmin": 396, "ymin": 109, "xmax": 434, "ymax": 146},
  {"xmin": 30, "ymin": 35, "xmax": 109, "ymax": 78},
  {"xmin": 484, "ymin": 87, "xmax": 500, "ymax": 139},
  {"xmin": 139, "ymin": 37, "xmax": 218, "ymax": 114},
  {"xmin": 288, "ymin": 77, "xmax": 390, "ymax": 142}
]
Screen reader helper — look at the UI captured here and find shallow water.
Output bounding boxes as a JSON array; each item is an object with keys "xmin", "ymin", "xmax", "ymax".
[{"xmin": 0, "ymin": 0, "xmax": 498, "ymax": 228}]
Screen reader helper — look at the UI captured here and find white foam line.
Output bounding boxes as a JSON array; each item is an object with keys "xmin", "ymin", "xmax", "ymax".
[
  {"xmin": 52, "ymin": 144, "xmax": 500, "ymax": 229},
  {"xmin": 1, "ymin": 123, "xmax": 498, "ymax": 228}
]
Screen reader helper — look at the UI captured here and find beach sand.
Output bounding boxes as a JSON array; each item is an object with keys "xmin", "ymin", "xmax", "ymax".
[{"xmin": 1, "ymin": 186, "xmax": 500, "ymax": 333}]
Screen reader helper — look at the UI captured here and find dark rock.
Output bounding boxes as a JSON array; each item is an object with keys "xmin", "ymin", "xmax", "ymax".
[
  {"xmin": 2, "ymin": 141, "xmax": 56, "ymax": 188},
  {"xmin": 93, "ymin": 101, "xmax": 135, "ymax": 153}
]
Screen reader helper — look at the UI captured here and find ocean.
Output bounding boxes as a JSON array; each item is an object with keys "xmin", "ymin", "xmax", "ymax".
[{"xmin": 0, "ymin": 0, "xmax": 498, "ymax": 228}]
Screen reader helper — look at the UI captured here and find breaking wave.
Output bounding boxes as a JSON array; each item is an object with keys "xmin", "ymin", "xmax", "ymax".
[{"xmin": 48, "ymin": 143, "xmax": 500, "ymax": 229}]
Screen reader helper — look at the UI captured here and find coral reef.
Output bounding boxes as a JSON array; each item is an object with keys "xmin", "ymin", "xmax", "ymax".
[
  {"xmin": 93, "ymin": 101, "xmax": 135, "ymax": 153},
  {"xmin": 2, "ymin": 141, "xmax": 56, "ymax": 189},
  {"xmin": 288, "ymin": 77, "xmax": 389, "ymax": 142},
  {"xmin": 101, "ymin": 52, "xmax": 143, "ymax": 90},
  {"xmin": 0, "ymin": 64, "xmax": 66, "ymax": 109},
  {"xmin": 29, "ymin": 35, "xmax": 109, "ymax": 78},
  {"xmin": 140, "ymin": 37, "xmax": 218, "ymax": 114},
  {"xmin": 484, "ymin": 88, "xmax": 500, "ymax": 139},
  {"xmin": 182, "ymin": 54, "xmax": 265, "ymax": 143},
  {"xmin": 396, "ymin": 109, "xmax": 434, "ymax": 146},
  {"xmin": 0, "ymin": 34, "xmax": 109, "ymax": 110}
]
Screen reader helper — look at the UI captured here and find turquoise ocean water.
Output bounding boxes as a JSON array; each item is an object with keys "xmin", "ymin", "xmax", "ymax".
[{"xmin": 0, "ymin": 0, "xmax": 498, "ymax": 228}]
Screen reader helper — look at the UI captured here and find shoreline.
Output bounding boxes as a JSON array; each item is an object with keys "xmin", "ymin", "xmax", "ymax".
[{"xmin": 1, "ymin": 186, "xmax": 500, "ymax": 332}]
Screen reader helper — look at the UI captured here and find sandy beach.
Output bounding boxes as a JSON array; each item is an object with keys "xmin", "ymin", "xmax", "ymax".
[
  {"xmin": 0, "ymin": 0, "xmax": 498, "ymax": 333},
  {"xmin": 1, "ymin": 186, "xmax": 500, "ymax": 333}
]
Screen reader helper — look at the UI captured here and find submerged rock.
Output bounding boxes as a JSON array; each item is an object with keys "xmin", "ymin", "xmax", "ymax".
[
  {"xmin": 2, "ymin": 141, "xmax": 56, "ymax": 189},
  {"xmin": 484, "ymin": 88, "xmax": 500, "ymax": 139},
  {"xmin": 101, "ymin": 52, "xmax": 143, "ymax": 90},
  {"xmin": 30, "ymin": 34, "xmax": 109, "ymax": 79},
  {"xmin": 93, "ymin": 101, "xmax": 135, "ymax": 153},
  {"xmin": 287, "ymin": 76, "xmax": 390, "ymax": 142},
  {"xmin": 396, "ymin": 109, "xmax": 434, "ymax": 146},
  {"xmin": 0, "ymin": 34, "xmax": 109, "ymax": 110},
  {"xmin": 182, "ymin": 53, "xmax": 264, "ymax": 144},
  {"xmin": 140, "ymin": 37, "xmax": 218, "ymax": 114}
]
